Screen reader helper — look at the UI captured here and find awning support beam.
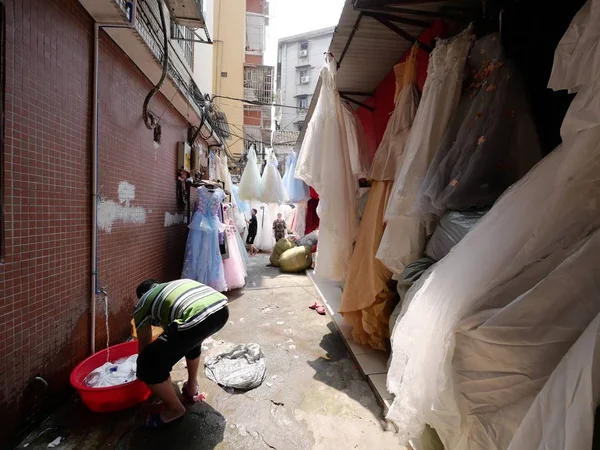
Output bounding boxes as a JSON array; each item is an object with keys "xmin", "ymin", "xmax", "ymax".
[
  {"xmin": 339, "ymin": 90, "xmax": 373, "ymax": 96},
  {"xmin": 340, "ymin": 93, "xmax": 375, "ymax": 111},
  {"xmin": 355, "ymin": 0, "xmax": 450, "ymax": 7},
  {"xmin": 337, "ymin": 11, "xmax": 363, "ymax": 68},
  {"xmin": 359, "ymin": 11, "xmax": 430, "ymax": 27},
  {"xmin": 354, "ymin": 4, "xmax": 463, "ymax": 19},
  {"xmin": 363, "ymin": 12, "xmax": 433, "ymax": 52}
]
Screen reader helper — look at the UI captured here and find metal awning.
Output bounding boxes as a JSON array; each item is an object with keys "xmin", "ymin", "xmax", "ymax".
[
  {"xmin": 163, "ymin": 0, "xmax": 206, "ymax": 28},
  {"xmin": 295, "ymin": 0, "xmax": 479, "ymax": 151}
]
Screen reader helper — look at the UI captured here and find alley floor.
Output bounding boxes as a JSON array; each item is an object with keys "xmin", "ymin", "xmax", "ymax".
[{"xmin": 17, "ymin": 255, "xmax": 401, "ymax": 450}]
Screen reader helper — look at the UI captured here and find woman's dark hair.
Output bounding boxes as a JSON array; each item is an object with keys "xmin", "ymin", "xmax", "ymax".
[{"xmin": 136, "ymin": 279, "xmax": 158, "ymax": 299}]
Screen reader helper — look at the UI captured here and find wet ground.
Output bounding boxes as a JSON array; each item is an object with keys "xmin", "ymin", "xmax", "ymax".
[{"xmin": 17, "ymin": 254, "xmax": 402, "ymax": 450}]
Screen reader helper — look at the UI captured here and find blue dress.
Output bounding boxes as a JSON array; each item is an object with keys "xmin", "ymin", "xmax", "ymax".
[
  {"xmin": 182, "ymin": 187, "xmax": 227, "ymax": 292},
  {"xmin": 282, "ymin": 152, "xmax": 310, "ymax": 203}
]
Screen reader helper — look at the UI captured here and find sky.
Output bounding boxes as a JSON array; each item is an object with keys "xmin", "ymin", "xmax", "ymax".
[{"xmin": 264, "ymin": 0, "xmax": 346, "ymax": 66}]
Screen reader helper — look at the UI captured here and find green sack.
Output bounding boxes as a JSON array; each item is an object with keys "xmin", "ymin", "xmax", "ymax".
[
  {"xmin": 279, "ymin": 245, "xmax": 313, "ymax": 273},
  {"xmin": 270, "ymin": 238, "xmax": 297, "ymax": 267}
]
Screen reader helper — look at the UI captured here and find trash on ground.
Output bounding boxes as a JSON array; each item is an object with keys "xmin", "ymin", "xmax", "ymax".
[
  {"xmin": 47, "ymin": 437, "xmax": 63, "ymax": 448},
  {"xmin": 204, "ymin": 343, "xmax": 266, "ymax": 390}
]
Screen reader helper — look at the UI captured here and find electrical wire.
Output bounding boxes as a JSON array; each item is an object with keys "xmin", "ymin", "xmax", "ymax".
[{"xmin": 142, "ymin": 0, "xmax": 169, "ymax": 130}]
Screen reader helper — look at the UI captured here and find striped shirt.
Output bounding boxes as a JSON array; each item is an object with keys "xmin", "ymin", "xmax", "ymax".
[{"xmin": 133, "ymin": 279, "xmax": 228, "ymax": 331}]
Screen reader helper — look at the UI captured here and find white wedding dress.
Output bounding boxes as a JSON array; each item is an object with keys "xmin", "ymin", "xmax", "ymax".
[
  {"xmin": 295, "ymin": 56, "xmax": 359, "ymax": 281},
  {"xmin": 377, "ymin": 27, "xmax": 475, "ymax": 275},
  {"xmin": 386, "ymin": 5, "xmax": 600, "ymax": 447},
  {"xmin": 238, "ymin": 145, "xmax": 262, "ymax": 201},
  {"xmin": 259, "ymin": 149, "xmax": 289, "ymax": 204}
]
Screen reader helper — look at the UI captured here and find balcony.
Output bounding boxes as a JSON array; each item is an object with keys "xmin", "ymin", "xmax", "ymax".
[
  {"xmin": 244, "ymin": 65, "xmax": 274, "ymax": 105},
  {"xmin": 246, "ymin": 12, "xmax": 267, "ymax": 55}
]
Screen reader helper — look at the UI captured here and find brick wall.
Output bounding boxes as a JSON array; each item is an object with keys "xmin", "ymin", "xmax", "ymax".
[{"xmin": 0, "ymin": 0, "xmax": 192, "ymax": 445}]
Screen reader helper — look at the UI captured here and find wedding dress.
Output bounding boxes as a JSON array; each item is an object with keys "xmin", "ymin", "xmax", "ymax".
[
  {"xmin": 414, "ymin": 33, "xmax": 542, "ymax": 217},
  {"xmin": 252, "ymin": 202, "xmax": 276, "ymax": 252},
  {"xmin": 282, "ymin": 151, "xmax": 310, "ymax": 203},
  {"xmin": 222, "ymin": 204, "xmax": 247, "ymax": 290},
  {"xmin": 386, "ymin": 6, "xmax": 600, "ymax": 446},
  {"xmin": 260, "ymin": 149, "xmax": 289, "ymax": 204},
  {"xmin": 377, "ymin": 27, "xmax": 475, "ymax": 275},
  {"xmin": 342, "ymin": 101, "xmax": 371, "ymax": 179},
  {"xmin": 238, "ymin": 145, "xmax": 262, "ymax": 201},
  {"xmin": 295, "ymin": 55, "xmax": 358, "ymax": 281}
]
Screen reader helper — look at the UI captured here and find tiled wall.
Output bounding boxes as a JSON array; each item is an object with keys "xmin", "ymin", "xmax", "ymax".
[{"xmin": 0, "ymin": 0, "xmax": 191, "ymax": 444}]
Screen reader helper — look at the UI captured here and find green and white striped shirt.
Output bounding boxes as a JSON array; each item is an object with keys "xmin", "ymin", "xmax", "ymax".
[{"xmin": 133, "ymin": 279, "xmax": 228, "ymax": 331}]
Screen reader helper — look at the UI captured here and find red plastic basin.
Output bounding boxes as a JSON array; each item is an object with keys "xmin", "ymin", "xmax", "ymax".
[{"xmin": 70, "ymin": 341, "xmax": 151, "ymax": 413}]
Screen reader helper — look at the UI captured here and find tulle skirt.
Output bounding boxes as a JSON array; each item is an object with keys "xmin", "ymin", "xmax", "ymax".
[{"xmin": 223, "ymin": 227, "xmax": 246, "ymax": 290}]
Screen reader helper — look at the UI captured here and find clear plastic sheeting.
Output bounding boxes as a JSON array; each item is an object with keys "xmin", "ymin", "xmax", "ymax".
[
  {"xmin": 507, "ymin": 313, "xmax": 600, "ymax": 450},
  {"xmin": 204, "ymin": 343, "xmax": 266, "ymax": 390},
  {"xmin": 238, "ymin": 145, "xmax": 262, "ymax": 202},
  {"xmin": 377, "ymin": 28, "xmax": 475, "ymax": 275},
  {"xmin": 424, "ymin": 210, "xmax": 487, "ymax": 261},
  {"xmin": 386, "ymin": 4, "xmax": 600, "ymax": 443},
  {"xmin": 341, "ymin": 101, "xmax": 371, "ymax": 179},
  {"xmin": 295, "ymin": 56, "xmax": 358, "ymax": 281},
  {"xmin": 84, "ymin": 355, "xmax": 138, "ymax": 388}
]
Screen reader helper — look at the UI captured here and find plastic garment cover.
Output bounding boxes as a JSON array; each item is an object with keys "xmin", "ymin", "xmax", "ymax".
[
  {"xmin": 204, "ymin": 343, "xmax": 266, "ymax": 390},
  {"xmin": 377, "ymin": 28, "xmax": 475, "ymax": 275},
  {"xmin": 232, "ymin": 185, "xmax": 250, "ymax": 214},
  {"xmin": 238, "ymin": 145, "xmax": 262, "ymax": 201},
  {"xmin": 291, "ymin": 201, "xmax": 307, "ymax": 238},
  {"xmin": 259, "ymin": 149, "xmax": 289, "ymax": 204},
  {"xmin": 282, "ymin": 151, "xmax": 310, "ymax": 203},
  {"xmin": 507, "ymin": 313, "xmax": 600, "ymax": 450},
  {"xmin": 387, "ymin": 37, "xmax": 600, "ymax": 450},
  {"xmin": 424, "ymin": 210, "xmax": 487, "ymax": 261},
  {"xmin": 341, "ymin": 101, "xmax": 371, "ymax": 179},
  {"xmin": 251, "ymin": 202, "xmax": 277, "ymax": 252},
  {"xmin": 295, "ymin": 56, "xmax": 358, "ymax": 281},
  {"xmin": 414, "ymin": 33, "xmax": 542, "ymax": 217},
  {"xmin": 84, "ymin": 355, "xmax": 138, "ymax": 388}
]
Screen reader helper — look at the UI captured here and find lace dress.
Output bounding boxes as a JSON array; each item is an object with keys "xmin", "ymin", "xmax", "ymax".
[
  {"xmin": 181, "ymin": 187, "xmax": 227, "ymax": 292},
  {"xmin": 413, "ymin": 33, "xmax": 542, "ymax": 217},
  {"xmin": 377, "ymin": 27, "xmax": 475, "ymax": 275},
  {"xmin": 238, "ymin": 145, "xmax": 262, "ymax": 201}
]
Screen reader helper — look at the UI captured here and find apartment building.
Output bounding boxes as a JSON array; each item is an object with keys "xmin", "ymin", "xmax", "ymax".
[{"xmin": 276, "ymin": 26, "xmax": 335, "ymax": 133}]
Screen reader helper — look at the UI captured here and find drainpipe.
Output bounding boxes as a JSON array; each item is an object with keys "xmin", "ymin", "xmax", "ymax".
[{"xmin": 90, "ymin": 1, "xmax": 137, "ymax": 355}]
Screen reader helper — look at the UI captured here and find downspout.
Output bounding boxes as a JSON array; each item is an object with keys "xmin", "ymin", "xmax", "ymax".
[{"xmin": 90, "ymin": 1, "xmax": 137, "ymax": 355}]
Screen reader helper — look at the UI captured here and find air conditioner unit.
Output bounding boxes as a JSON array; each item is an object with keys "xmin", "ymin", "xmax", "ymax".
[
  {"xmin": 300, "ymin": 76, "xmax": 310, "ymax": 84},
  {"xmin": 299, "ymin": 49, "xmax": 308, "ymax": 57}
]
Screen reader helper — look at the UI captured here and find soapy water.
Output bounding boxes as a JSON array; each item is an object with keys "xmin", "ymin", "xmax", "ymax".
[{"xmin": 84, "ymin": 354, "xmax": 139, "ymax": 388}]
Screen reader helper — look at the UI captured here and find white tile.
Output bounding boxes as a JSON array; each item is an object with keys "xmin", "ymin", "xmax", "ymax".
[
  {"xmin": 355, "ymin": 352, "xmax": 389, "ymax": 375},
  {"xmin": 347, "ymin": 338, "xmax": 377, "ymax": 356},
  {"xmin": 368, "ymin": 373, "xmax": 393, "ymax": 400}
]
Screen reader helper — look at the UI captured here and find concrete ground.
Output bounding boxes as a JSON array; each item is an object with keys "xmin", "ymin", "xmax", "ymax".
[{"xmin": 17, "ymin": 254, "xmax": 402, "ymax": 450}]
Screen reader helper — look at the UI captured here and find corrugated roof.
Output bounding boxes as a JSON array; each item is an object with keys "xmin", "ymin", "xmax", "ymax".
[
  {"xmin": 295, "ymin": 0, "xmax": 479, "ymax": 151},
  {"xmin": 273, "ymin": 130, "xmax": 300, "ymax": 146}
]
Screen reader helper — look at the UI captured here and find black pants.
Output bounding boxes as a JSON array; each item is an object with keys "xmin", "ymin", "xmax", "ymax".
[
  {"xmin": 137, "ymin": 306, "xmax": 229, "ymax": 385},
  {"xmin": 246, "ymin": 233, "xmax": 256, "ymax": 244}
]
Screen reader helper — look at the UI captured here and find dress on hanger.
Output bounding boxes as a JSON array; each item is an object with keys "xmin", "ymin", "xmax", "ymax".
[
  {"xmin": 377, "ymin": 27, "xmax": 475, "ymax": 275},
  {"xmin": 222, "ymin": 205, "xmax": 247, "ymax": 290},
  {"xmin": 295, "ymin": 55, "xmax": 358, "ymax": 281},
  {"xmin": 238, "ymin": 145, "xmax": 262, "ymax": 201},
  {"xmin": 282, "ymin": 152, "xmax": 310, "ymax": 203},
  {"xmin": 342, "ymin": 101, "xmax": 372, "ymax": 179},
  {"xmin": 386, "ymin": 8, "xmax": 600, "ymax": 446},
  {"xmin": 260, "ymin": 149, "xmax": 289, "ymax": 204},
  {"xmin": 413, "ymin": 33, "xmax": 542, "ymax": 217},
  {"xmin": 290, "ymin": 201, "xmax": 307, "ymax": 238},
  {"xmin": 182, "ymin": 186, "xmax": 227, "ymax": 292},
  {"xmin": 339, "ymin": 47, "xmax": 420, "ymax": 351},
  {"xmin": 252, "ymin": 202, "xmax": 276, "ymax": 252}
]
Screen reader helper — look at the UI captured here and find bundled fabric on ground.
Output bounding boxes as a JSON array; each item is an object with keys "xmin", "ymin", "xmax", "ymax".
[
  {"xmin": 259, "ymin": 149, "xmax": 289, "ymax": 204},
  {"xmin": 386, "ymin": 7, "xmax": 600, "ymax": 446},
  {"xmin": 413, "ymin": 33, "xmax": 542, "ymax": 217},
  {"xmin": 238, "ymin": 145, "xmax": 262, "ymax": 201},
  {"xmin": 377, "ymin": 27, "xmax": 475, "ymax": 275},
  {"xmin": 279, "ymin": 245, "xmax": 313, "ymax": 273},
  {"xmin": 270, "ymin": 238, "xmax": 297, "ymax": 267},
  {"xmin": 295, "ymin": 55, "xmax": 359, "ymax": 281},
  {"xmin": 425, "ymin": 210, "xmax": 487, "ymax": 261},
  {"xmin": 282, "ymin": 151, "xmax": 310, "ymax": 203}
]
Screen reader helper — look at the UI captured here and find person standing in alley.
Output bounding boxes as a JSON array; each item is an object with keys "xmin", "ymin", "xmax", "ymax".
[
  {"xmin": 246, "ymin": 208, "xmax": 258, "ymax": 256},
  {"xmin": 273, "ymin": 213, "xmax": 287, "ymax": 242},
  {"xmin": 134, "ymin": 278, "xmax": 229, "ymax": 428}
]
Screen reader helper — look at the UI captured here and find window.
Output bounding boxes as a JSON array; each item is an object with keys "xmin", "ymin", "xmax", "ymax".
[
  {"xmin": 300, "ymin": 41, "xmax": 308, "ymax": 50},
  {"xmin": 298, "ymin": 41, "xmax": 308, "ymax": 58},
  {"xmin": 246, "ymin": 13, "xmax": 266, "ymax": 54},
  {"xmin": 297, "ymin": 96, "xmax": 308, "ymax": 110},
  {"xmin": 171, "ymin": 23, "xmax": 194, "ymax": 67},
  {"xmin": 298, "ymin": 69, "xmax": 309, "ymax": 84}
]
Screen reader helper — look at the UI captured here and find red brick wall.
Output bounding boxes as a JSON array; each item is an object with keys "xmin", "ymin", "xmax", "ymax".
[
  {"xmin": 246, "ymin": 0, "xmax": 266, "ymax": 14},
  {"xmin": 245, "ymin": 54, "xmax": 263, "ymax": 65},
  {"xmin": 0, "ymin": 0, "xmax": 192, "ymax": 444}
]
